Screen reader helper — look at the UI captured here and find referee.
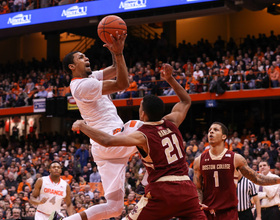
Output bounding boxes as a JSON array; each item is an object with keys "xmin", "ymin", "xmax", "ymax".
[{"xmin": 237, "ymin": 170, "xmax": 261, "ymax": 220}]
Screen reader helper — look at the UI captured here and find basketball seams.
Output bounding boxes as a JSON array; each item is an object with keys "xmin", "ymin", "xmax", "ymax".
[
  {"xmin": 103, "ymin": 18, "xmax": 124, "ymax": 25},
  {"xmin": 97, "ymin": 15, "xmax": 127, "ymax": 44},
  {"xmin": 97, "ymin": 28, "xmax": 127, "ymax": 31}
]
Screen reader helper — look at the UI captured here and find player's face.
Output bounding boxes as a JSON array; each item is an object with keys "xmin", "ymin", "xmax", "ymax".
[
  {"xmin": 258, "ymin": 162, "xmax": 270, "ymax": 175},
  {"xmin": 72, "ymin": 52, "xmax": 92, "ymax": 76},
  {"xmin": 49, "ymin": 163, "xmax": 62, "ymax": 176},
  {"xmin": 208, "ymin": 124, "xmax": 226, "ymax": 145}
]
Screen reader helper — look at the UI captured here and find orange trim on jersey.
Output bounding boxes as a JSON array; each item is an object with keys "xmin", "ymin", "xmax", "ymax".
[
  {"xmin": 71, "ymin": 77, "xmax": 83, "ymax": 81},
  {"xmin": 129, "ymin": 120, "xmax": 137, "ymax": 127},
  {"xmin": 49, "ymin": 176, "xmax": 61, "ymax": 185},
  {"xmin": 113, "ymin": 128, "xmax": 122, "ymax": 135},
  {"xmin": 37, "ymin": 210, "xmax": 49, "ymax": 216}
]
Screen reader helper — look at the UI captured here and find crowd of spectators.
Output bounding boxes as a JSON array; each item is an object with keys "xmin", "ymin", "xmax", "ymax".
[
  {"xmin": 0, "ymin": 0, "xmax": 93, "ymax": 14},
  {"xmin": 0, "ymin": 120, "xmax": 279, "ymax": 219},
  {"xmin": 1, "ymin": 31, "xmax": 280, "ymax": 108}
]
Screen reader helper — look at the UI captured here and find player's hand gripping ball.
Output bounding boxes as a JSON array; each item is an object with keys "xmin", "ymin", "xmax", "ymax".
[{"xmin": 97, "ymin": 15, "xmax": 127, "ymax": 44}]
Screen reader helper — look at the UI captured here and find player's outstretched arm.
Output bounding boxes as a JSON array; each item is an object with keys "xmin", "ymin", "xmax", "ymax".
[
  {"xmin": 162, "ymin": 64, "xmax": 191, "ymax": 127},
  {"xmin": 29, "ymin": 178, "xmax": 48, "ymax": 206},
  {"xmin": 102, "ymin": 32, "xmax": 129, "ymax": 95},
  {"xmin": 193, "ymin": 156, "xmax": 205, "ymax": 204},
  {"xmin": 235, "ymin": 154, "xmax": 280, "ymax": 185},
  {"xmin": 72, "ymin": 120, "xmax": 146, "ymax": 148},
  {"xmin": 65, "ymin": 185, "xmax": 75, "ymax": 216},
  {"xmin": 252, "ymin": 195, "xmax": 262, "ymax": 220}
]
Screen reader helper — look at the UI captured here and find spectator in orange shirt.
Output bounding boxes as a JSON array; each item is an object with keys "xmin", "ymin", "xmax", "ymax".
[
  {"xmin": 255, "ymin": 47, "xmax": 264, "ymax": 61},
  {"xmin": 229, "ymin": 138, "xmax": 243, "ymax": 151},
  {"xmin": 116, "ymin": 75, "xmax": 138, "ymax": 99},
  {"xmin": 62, "ymin": 170, "xmax": 73, "ymax": 185},
  {"xmin": 79, "ymin": 176, "xmax": 87, "ymax": 191},
  {"xmin": 262, "ymin": 136, "xmax": 272, "ymax": 147},
  {"xmin": 185, "ymin": 70, "xmax": 198, "ymax": 93},
  {"xmin": 11, "ymin": 83, "xmax": 20, "ymax": 96},
  {"xmin": 124, "ymin": 193, "xmax": 136, "ymax": 207},
  {"xmin": 17, "ymin": 176, "xmax": 31, "ymax": 193},
  {"xmin": 183, "ymin": 61, "xmax": 194, "ymax": 73},
  {"xmin": 75, "ymin": 200, "xmax": 86, "ymax": 213},
  {"xmin": 186, "ymin": 139, "xmax": 198, "ymax": 155},
  {"xmin": 0, "ymin": 1, "xmax": 10, "ymax": 14},
  {"xmin": 269, "ymin": 66, "xmax": 279, "ymax": 87},
  {"xmin": 205, "ymin": 57, "xmax": 214, "ymax": 68},
  {"xmin": 219, "ymin": 63, "xmax": 229, "ymax": 76}
]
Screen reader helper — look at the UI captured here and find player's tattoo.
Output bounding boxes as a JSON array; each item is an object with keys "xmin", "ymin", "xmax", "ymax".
[
  {"xmin": 239, "ymin": 156, "xmax": 279, "ymax": 185},
  {"xmin": 111, "ymin": 51, "xmax": 116, "ymax": 67},
  {"xmin": 197, "ymin": 189, "xmax": 203, "ymax": 203},
  {"xmin": 193, "ymin": 162, "xmax": 204, "ymax": 202}
]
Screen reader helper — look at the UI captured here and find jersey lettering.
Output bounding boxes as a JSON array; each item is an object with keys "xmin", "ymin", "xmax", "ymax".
[{"xmin": 43, "ymin": 188, "xmax": 64, "ymax": 196}]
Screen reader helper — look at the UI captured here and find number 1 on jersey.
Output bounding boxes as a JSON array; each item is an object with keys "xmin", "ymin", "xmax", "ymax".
[{"xmin": 213, "ymin": 171, "xmax": 219, "ymax": 187}]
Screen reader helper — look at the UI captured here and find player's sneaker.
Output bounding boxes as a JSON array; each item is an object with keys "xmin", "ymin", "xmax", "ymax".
[{"xmin": 49, "ymin": 211, "xmax": 64, "ymax": 220}]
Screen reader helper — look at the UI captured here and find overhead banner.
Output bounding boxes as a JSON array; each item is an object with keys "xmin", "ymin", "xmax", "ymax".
[
  {"xmin": 67, "ymin": 96, "xmax": 78, "ymax": 110},
  {"xmin": 0, "ymin": 0, "xmax": 216, "ymax": 29},
  {"xmin": 33, "ymin": 98, "xmax": 46, "ymax": 112}
]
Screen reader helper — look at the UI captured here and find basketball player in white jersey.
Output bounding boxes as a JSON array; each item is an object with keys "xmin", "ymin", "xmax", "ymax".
[
  {"xmin": 30, "ymin": 161, "xmax": 74, "ymax": 220},
  {"xmin": 49, "ymin": 32, "xmax": 143, "ymax": 220}
]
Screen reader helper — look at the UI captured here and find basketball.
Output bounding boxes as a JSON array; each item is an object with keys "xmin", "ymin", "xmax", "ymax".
[{"xmin": 97, "ymin": 15, "xmax": 127, "ymax": 44}]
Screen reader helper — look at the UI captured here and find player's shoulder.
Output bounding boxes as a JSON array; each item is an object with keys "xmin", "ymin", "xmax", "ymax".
[
  {"xmin": 60, "ymin": 177, "xmax": 68, "ymax": 185},
  {"xmin": 124, "ymin": 120, "xmax": 144, "ymax": 129},
  {"xmin": 193, "ymin": 155, "xmax": 201, "ymax": 167}
]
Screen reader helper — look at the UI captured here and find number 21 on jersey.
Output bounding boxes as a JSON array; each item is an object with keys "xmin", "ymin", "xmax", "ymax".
[{"xmin": 162, "ymin": 134, "xmax": 183, "ymax": 164}]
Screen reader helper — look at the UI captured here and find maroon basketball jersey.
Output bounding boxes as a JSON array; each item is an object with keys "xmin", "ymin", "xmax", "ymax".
[
  {"xmin": 137, "ymin": 120, "xmax": 189, "ymax": 183},
  {"xmin": 200, "ymin": 149, "xmax": 238, "ymax": 211}
]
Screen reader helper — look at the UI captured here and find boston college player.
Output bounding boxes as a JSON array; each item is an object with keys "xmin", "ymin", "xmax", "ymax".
[
  {"xmin": 30, "ymin": 161, "xmax": 74, "ymax": 219},
  {"xmin": 193, "ymin": 122, "xmax": 280, "ymax": 220},
  {"xmin": 70, "ymin": 63, "xmax": 206, "ymax": 220}
]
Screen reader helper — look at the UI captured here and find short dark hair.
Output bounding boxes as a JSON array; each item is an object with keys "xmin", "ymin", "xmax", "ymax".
[
  {"xmin": 259, "ymin": 160, "xmax": 269, "ymax": 166},
  {"xmin": 211, "ymin": 122, "xmax": 228, "ymax": 138},
  {"xmin": 62, "ymin": 51, "xmax": 79, "ymax": 74},
  {"xmin": 142, "ymin": 95, "xmax": 165, "ymax": 121},
  {"xmin": 49, "ymin": 161, "xmax": 62, "ymax": 169},
  {"xmin": 12, "ymin": 207, "xmax": 21, "ymax": 214}
]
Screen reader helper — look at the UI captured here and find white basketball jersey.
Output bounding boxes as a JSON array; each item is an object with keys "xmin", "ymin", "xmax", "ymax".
[
  {"xmin": 37, "ymin": 176, "xmax": 67, "ymax": 215},
  {"xmin": 91, "ymin": 120, "xmax": 144, "ymax": 160},
  {"xmin": 71, "ymin": 71, "xmax": 143, "ymax": 159},
  {"xmin": 70, "ymin": 70, "xmax": 123, "ymax": 134}
]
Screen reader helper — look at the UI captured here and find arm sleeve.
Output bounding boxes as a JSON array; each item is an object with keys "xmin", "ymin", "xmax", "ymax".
[
  {"xmin": 264, "ymin": 184, "xmax": 279, "ymax": 199},
  {"xmin": 249, "ymin": 181, "xmax": 258, "ymax": 197}
]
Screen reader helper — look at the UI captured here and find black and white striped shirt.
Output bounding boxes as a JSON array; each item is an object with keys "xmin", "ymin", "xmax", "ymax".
[{"xmin": 237, "ymin": 176, "xmax": 258, "ymax": 212}]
